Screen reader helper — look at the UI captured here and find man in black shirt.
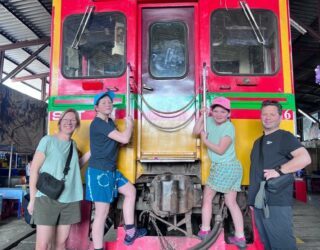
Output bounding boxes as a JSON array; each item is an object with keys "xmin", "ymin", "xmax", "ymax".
[{"xmin": 248, "ymin": 100, "xmax": 311, "ymax": 250}]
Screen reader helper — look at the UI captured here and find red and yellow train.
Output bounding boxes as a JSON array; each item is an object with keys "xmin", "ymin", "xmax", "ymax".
[{"xmin": 48, "ymin": 0, "xmax": 295, "ymax": 249}]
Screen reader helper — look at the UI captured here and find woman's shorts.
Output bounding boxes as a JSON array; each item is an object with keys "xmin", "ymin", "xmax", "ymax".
[
  {"xmin": 32, "ymin": 196, "xmax": 81, "ymax": 226},
  {"xmin": 85, "ymin": 167, "xmax": 128, "ymax": 203}
]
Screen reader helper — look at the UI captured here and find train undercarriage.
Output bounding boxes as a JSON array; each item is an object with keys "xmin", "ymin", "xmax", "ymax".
[{"xmin": 108, "ymin": 162, "xmax": 256, "ymax": 249}]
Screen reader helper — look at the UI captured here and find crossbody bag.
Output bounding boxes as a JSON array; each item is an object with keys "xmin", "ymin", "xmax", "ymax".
[{"xmin": 36, "ymin": 141, "xmax": 73, "ymax": 200}]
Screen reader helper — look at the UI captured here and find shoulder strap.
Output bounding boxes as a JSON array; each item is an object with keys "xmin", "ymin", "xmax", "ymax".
[
  {"xmin": 258, "ymin": 135, "xmax": 264, "ymax": 168},
  {"xmin": 278, "ymin": 130, "xmax": 294, "ymax": 160},
  {"xmin": 62, "ymin": 141, "xmax": 73, "ymax": 178}
]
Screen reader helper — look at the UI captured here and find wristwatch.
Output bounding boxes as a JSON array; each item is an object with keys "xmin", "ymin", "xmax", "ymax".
[{"xmin": 274, "ymin": 166, "xmax": 285, "ymax": 176}]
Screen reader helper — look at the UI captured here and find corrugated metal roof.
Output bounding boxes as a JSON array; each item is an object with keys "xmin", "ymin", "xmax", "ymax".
[
  {"xmin": 7, "ymin": 0, "xmax": 51, "ymax": 36},
  {"xmin": 0, "ymin": 0, "xmax": 51, "ymax": 97},
  {"xmin": 0, "ymin": 4, "xmax": 39, "ymax": 41}
]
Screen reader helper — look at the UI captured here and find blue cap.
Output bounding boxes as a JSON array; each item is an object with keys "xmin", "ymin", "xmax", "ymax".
[{"xmin": 93, "ymin": 90, "xmax": 115, "ymax": 105}]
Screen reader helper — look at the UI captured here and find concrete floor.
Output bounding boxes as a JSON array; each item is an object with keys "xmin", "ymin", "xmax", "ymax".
[
  {"xmin": 307, "ymin": 193, "xmax": 320, "ymax": 208},
  {"xmin": 293, "ymin": 193, "xmax": 320, "ymax": 250},
  {"xmin": 0, "ymin": 194, "xmax": 319, "ymax": 250},
  {"xmin": 11, "ymin": 234, "xmax": 35, "ymax": 250},
  {"xmin": 0, "ymin": 217, "xmax": 35, "ymax": 250}
]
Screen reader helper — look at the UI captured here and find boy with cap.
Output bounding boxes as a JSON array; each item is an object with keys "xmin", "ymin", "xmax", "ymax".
[
  {"xmin": 85, "ymin": 90, "xmax": 146, "ymax": 249},
  {"xmin": 193, "ymin": 96, "xmax": 246, "ymax": 248}
]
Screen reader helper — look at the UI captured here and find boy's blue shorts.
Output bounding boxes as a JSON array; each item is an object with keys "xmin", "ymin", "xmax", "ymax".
[{"xmin": 85, "ymin": 167, "xmax": 128, "ymax": 203}]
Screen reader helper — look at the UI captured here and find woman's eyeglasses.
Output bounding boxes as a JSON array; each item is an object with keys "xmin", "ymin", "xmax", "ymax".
[{"xmin": 61, "ymin": 119, "xmax": 77, "ymax": 123}]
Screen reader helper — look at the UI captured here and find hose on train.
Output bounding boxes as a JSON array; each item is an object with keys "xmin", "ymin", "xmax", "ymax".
[
  {"xmin": 189, "ymin": 200, "xmax": 226, "ymax": 250},
  {"xmin": 188, "ymin": 216, "xmax": 223, "ymax": 250}
]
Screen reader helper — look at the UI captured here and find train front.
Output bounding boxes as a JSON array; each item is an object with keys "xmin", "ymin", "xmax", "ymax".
[{"xmin": 49, "ymin": 0, "xmax": 294, "ymax": 249}]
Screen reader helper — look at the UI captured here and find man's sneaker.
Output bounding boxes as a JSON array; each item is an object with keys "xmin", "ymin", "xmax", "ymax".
[
  {"xmin": 228, "ymin": 236, "xmax": 246, "ymax": 248},
  {"xmin": 197, "ymin": 229, "xmax": 210, "ymax": 240},
  {"xmin": 124, "ymin": 227, "xmax": 147, "ymax": 245}
]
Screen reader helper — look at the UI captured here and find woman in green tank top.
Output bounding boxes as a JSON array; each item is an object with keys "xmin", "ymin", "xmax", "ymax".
[{"xmin": 28, "ymin": 108, "xmax": 83, "ymax": 250}]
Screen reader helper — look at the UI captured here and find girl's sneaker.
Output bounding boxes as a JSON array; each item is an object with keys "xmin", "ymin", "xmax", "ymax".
[
  {"xmin": 228, "ymin": 236, "xmax": 246, "ymax": 248},
  {"xmin": 197, "ymin": 229, "xmax": 210, "ymax": 240}
]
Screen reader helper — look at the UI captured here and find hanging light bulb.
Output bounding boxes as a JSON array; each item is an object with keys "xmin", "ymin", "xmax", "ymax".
[{"xmin": 315, "ymin": 65, "xmax": 320, "ymax": 85}]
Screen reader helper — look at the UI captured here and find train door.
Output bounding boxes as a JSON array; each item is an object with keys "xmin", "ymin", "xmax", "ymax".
[{"xmin": 138, "ymin": 7, "xmax": 198, "ymax": 162}]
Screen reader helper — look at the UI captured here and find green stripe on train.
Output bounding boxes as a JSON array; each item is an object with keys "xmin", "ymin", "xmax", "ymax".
[
  {"xmin": 204, "ymin": 93, "xmax": 295, "ymax": 110},
  {"xmin": 48, "ymin": 93, "xmax": 295, "ymax": 112},
  {"xmin": 48, "ymin": 94, "xmax": 127, "ymax": 111}
]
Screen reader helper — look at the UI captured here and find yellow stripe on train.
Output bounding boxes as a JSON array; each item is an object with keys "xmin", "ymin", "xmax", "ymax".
[{"xmin": 48, "ymin": 118, "xmax": 294, "ymax": 186}]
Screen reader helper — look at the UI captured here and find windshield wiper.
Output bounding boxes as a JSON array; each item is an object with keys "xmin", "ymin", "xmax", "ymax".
[
  {"xmin": 71, "ymin": 5, "xmax": 95, "ymax": 49},
  {"xmin": 240, "ymin": 1, "xmax": 265, "ymax": 45}
]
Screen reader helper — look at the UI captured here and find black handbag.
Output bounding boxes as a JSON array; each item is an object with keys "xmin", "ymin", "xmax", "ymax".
[
  {"xmin": 257, "ymin": 134, "xmax": 294, "ymax": 194},
  {"xmin": 266, "ymin": 174, "xmax": 294, "ymax": 193},
  {"xmin": 36, "ymin": 141, "xmax": 73, "ymax": 200}
]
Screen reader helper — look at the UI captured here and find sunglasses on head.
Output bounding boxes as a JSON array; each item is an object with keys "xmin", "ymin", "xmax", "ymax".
[
  {"xmin": 261, "ymin": 100, "xmax": 283, "ymax": 114},
  {"xmin": 262, "ymin": 100, "xmax": 280, "ymax": 105}
]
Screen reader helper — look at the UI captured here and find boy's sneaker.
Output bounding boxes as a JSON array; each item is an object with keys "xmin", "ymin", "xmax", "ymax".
[
  {"xmin": 197, "ymin": 230, "xmax": 210, "ymax": 240},
  {"xmin": 124, "ymin": 227, "xmax": 147, "ymax": 245},
  {"xmin": 228, "ymin": 236, "xmax": 246, "ymax": 248}
]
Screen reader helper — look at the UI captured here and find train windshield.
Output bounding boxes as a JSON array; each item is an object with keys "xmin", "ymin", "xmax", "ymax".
[
  {"xmin": 149, "ymin": 21, "xmax": 188, "ymax": 78},
  {"xmin": 211, "ymin": 10, "xmax": 279, "ymax": 75},
  {"xmin": 62, "ymin": 12, "xmax": 126, "ymax": 78}
]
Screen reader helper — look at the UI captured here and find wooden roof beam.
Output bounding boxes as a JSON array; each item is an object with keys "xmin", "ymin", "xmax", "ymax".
[
  {"xmin": 11, "ymin": 73, "xmax": 49, "ymax": 82},
  {"xmin": 2, "ymin": 71, "xmax": 41, "ymax": 92},
  {"xmin": 0, "ymin": 38, "xmax": 50, "ymax": 51},
  {"xmin": 291, "ymin": 15, "xmax": 320, "ymax": 42},
  {"xmin": 1, "ymin": 42, "xmax": 49, "ymax": 84},
  {"xmin": 0, "ymin": 51, "xmax": 4, "ymax": 80}
]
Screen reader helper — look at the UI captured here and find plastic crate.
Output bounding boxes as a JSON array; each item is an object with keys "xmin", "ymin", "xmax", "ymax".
[{"xmin": 1, "ymin": 199, "xmax": 19, "ymax": 219}]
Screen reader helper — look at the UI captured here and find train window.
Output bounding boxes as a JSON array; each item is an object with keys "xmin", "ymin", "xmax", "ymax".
[
  {"xmin": 149, "ymin": 21, "xmax": 188, "ymax": 78},
  {"xmin": 62, "ymin": 12, "xmax": 126, "ymax": 78},
  {"xmin": 211, "ymin": 10, "xmax": 279, "ymax": 75}
]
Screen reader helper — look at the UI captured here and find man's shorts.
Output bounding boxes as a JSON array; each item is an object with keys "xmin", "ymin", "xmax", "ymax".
[
  {"xmin": 32, "ymin": 196, "xmax": 81, "ymax": 225},
  {"xmin": 85, "ymin": 167, "xmax": 128, "ymax": 203}
]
